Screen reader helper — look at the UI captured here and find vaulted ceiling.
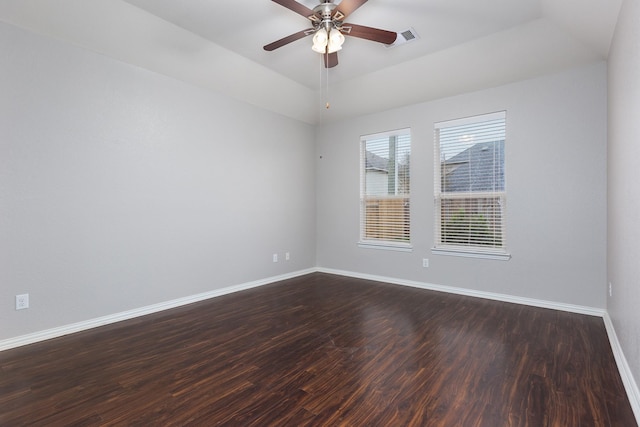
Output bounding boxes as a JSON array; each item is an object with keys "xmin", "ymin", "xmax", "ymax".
[{"xmin": 0, "ymin": 0, "xmax": 621, "ymax": 124}]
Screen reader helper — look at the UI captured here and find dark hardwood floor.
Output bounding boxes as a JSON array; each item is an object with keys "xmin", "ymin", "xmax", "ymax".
[{"xmin": 0, "ymin": 273, "xmax": 636, "ymax": 426}]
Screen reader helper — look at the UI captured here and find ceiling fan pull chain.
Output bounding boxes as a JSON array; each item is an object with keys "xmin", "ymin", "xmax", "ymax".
[
  {"xmin": 325, "ymin": 50, "xmax": 330, "ymax": 109},
  {"xmin": 319, "ymin": 52, "xmax": 325, "ymax": 109}
]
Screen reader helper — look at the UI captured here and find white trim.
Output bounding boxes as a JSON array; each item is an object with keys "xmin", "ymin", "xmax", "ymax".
[
  {"xmin": 0, "ymin": 268, "xmax": 315, "ymax": 352},
  {"xmin": 358, "ymin": 242, "xmax": 413, "ymax": 252},
  {"xmin": 2, "ymin": 267, "xmax": 638, "ymax": 426},
  {"xmin": 432, "ymin": 247, "xmax": 511, "ymax": 260},
  {"xmin": 434, "ymin": 110, "xmax": 506, "ymax": 129},
  {"xmin": 603, "ymin": 313, "xmax": 640, "ymax": 422},
  {"xmin": 317, "ymin": 267, "xmax": 638, "ymax": 424},
  {"xmin": 359, "ymin": 127, "xmax": 411, "ymax": 142},
  {"xmin": 316, "ymin": 267, "xmax": 604, "ymax": 316}
]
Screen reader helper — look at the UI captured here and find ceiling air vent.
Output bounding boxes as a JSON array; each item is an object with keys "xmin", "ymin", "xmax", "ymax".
[{"xmin": 386, "ymin": 27, "xmax": 419, "ymax": 48}]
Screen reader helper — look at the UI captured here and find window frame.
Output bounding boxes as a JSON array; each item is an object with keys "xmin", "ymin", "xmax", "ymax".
[
  {"xmin": 432, "ymin": 112, "xmax": 510, "ymax": 260},
  {"xmin": 359, "ymin": 128, "xmax": 412, "ymax": 252}
]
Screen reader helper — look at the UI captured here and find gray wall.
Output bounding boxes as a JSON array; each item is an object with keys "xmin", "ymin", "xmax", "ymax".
[
  {"xmin": 0, "ymin": 18, "xmax": 615, "ymax": 346},
  {"xmin": 0, "ymin": 23, "xmax": 317, "ymax": 340},
  {"xmin": 316, "ymin": 62, "xmax": 608, "ymax": 309},
  {"xmin": 608, "ymin": 0, "xmax": 640, "ymax": 400}
]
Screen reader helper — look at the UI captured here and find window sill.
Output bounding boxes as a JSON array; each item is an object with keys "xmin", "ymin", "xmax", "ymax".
[
  {"xmin": 358, "ymin": 242, "xmax": 413, "ymax": 252},
  {"xmin": 431, "ymin": 247, "xmax": 511, "ymax": 260}
]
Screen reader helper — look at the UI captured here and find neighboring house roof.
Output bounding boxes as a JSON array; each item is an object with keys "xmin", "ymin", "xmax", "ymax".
[
  {"xmin": 365, "ymin": 150, "xmax": 389, "ymax": 173},
  {"xmin": 442, "ymin": 140, "xmax": 504, "ymax": 192}
]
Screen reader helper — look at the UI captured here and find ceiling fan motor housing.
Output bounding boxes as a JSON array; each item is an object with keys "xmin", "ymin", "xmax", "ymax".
[{"xmin": 311, "ymin": 1, "xmax": 344, "ymax": 32}]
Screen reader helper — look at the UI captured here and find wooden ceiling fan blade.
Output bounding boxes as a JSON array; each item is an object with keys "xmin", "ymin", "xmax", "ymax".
[
  {"xmin": 334, "ymin": 0, "xmax": 368, "ymax": 20},
  {"xmin": 324, "ymin": 52, "xmax": 338, "ymax": 68},
  {"xmin": 342, "ymin": 23, "xmax": 397, "ymax": 45},
  {"xmin": 271, "ymin": 0, "xmax": 316, "ymax": 19},
  {"xmin": 264, "ymin": 29, "xmax": 313, "ymax": 51}
]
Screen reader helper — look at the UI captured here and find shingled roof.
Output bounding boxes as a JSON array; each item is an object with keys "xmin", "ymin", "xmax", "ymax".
[
  {"xmin": 365, "ymin": 150, "xmax": 389, "ymax": 172},
  {"xmin": 442, "ymin": 140, "xmax": 504, "ymax": 192}
]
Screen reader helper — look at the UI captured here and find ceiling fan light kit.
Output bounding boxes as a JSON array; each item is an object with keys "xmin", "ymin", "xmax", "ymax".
[
  {"xmin": 312, "ymin": 28, "xmax": 328, "ymax": 52},
  {"xmin": 328, "ymin": 28, "xmax": 345, "ymax": 53},
  {"xmin": 265, "ymin": 0, "xmax": 398, "ymax": 68},
  {"xmin": 312, "ymin": 27, "xmax": 345, "ymax": 53}
]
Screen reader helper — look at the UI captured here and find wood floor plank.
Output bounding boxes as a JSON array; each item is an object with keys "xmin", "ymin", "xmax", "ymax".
[{"xmin": 0, "ymin": 273, "xmax": 636, "ymax": 426}]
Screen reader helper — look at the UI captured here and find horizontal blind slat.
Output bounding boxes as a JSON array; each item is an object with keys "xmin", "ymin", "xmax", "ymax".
[
  {"xmin": 361, "ymin": 129, "xmax": 411, "ymax": 244},
  {"xmin": 434, "ymin": 112, "xmax": 506, "ymax": 251}
]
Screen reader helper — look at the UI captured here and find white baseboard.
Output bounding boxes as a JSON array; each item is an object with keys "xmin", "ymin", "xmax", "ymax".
[
  {"xmin": 2, "ymin": 267, "xmax": 638, "ymax": 424},
  {"xmin": 0, "ymin": 268, "xmax": 315, "ymax": 352},
  {"xmin": 603, "ymin": 313, "xmax": 640, "ymax": 422},
  {"xmin": 318, "ymin": 267, "xmax": 639, "ymax": 424},
  {"xmin": 3, "ymin": 267, "xmax": 601, "ymax": 352},
  {"xmin": 317, "ymin": 267, "xmax": 606, "ymax": 317}
]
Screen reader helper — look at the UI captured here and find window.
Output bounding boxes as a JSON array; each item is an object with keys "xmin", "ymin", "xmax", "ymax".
[
  {"xmin": 360, "ymin": 129, "xmax": 411, "ymax": 250},
  {"xmin": 433, "ymin": 112, "xmax": 509, "ymax": 259}
]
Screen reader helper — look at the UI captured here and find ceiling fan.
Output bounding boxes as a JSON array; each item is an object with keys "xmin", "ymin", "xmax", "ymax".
[{"xmin": 264, "ymin": 0, "xmax": 397, "ymax": 68}]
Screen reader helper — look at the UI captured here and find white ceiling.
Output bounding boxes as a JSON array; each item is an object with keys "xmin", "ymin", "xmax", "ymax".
[
  {"xmin": 124, "ymin": 0, "xmax": 543, "ymax": 89},
  {"xmin": 0, "ymin": 0, "xmax": 622, "ymax": 124}
]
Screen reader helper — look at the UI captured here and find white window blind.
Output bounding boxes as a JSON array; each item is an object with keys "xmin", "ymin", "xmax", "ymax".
[
  {"xmin": 434, "ymin": 112, "xmax": 508, "ymax": 258},
  {"xmin": 360, "ymin": 129, "xmax": 411, "ymax": 248}
]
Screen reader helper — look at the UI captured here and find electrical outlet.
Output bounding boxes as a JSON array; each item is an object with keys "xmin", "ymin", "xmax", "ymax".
[
  {"xmin": 285, "ymin": 252, "xmax": 290, "ymax": 261},
  {"xmin": 16, "ymin": 294, "xmax": 29, "ymax": 310},
  {"xmin": 422, "ymin": 258, "xmax": 429, "ymax": 268},
  {"xmin": 273, "ymin": 253, "xmax": 278, "ymax": 263}
]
